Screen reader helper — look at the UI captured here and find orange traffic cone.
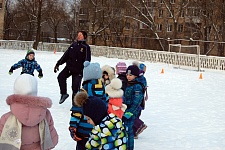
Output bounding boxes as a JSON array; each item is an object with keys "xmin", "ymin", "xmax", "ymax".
[
  {"xmin": 161, "ymin": 68, "xmax": 164, "ymax": 74},
  {"xmin": 54, "ymin": 48, "xmax": 56, "ymax": 54},
  {"xmin": 199, "ymin": 73, "xmax": 203, "ymax": 79}
]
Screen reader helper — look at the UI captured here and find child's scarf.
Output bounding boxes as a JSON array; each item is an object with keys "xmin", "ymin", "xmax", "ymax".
[{"xmin": 0, "ymin": 114, "xmax": 53, "ymax": 150}]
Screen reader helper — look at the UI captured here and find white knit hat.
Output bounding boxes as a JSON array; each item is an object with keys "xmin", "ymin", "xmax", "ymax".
[
  {"xmin": 105, "ymin": 78, "xmax": 123, "ymax": 98},
  {"xmin": 14, "ymin": 74, "xmax": 38, "ymax": 96}
]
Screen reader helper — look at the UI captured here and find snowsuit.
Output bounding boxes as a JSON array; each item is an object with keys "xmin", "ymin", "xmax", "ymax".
[
  {"xmin": 133, "ymin": 75, "xmax": 147, "ymax": 136},
  {"xmin": 9, "ymin": 54, "xmax": 42, "ymax": 76},
  {"xmin": 0, "ymin": 94, "xmax": 58, "ymax": 150},
  {"xmin": 82, "ymin": 79, "xmax": 109, "ymax": 105},
  {"xmin": 122, "ymin": 78, "xmax": 144, "ymax": 150},
  {"xmin": 69, "ymin": 106, "xmax": 93, "ymax": 150},
  {"xmin": 85, "ymin": 113, "xmax": 127, "ymax": 150},
  {"xmin": 56, "ymin": 40, "xmax": 91, "ymax": 105}
]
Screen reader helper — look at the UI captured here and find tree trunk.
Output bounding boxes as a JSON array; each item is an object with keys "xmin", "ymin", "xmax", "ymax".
[{"xmin": 33, "ymin": 0, "xmax": 42, "ymax": 50}]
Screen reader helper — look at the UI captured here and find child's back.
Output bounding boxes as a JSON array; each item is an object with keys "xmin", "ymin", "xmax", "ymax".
[{"xmin": 0, "ymin": 74, "xmax": 58, "ymax": 150}]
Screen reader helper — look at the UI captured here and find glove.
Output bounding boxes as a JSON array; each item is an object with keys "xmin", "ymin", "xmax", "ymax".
[
  {"xmin": 8, "ymin": 67, "xmax": 13, "ymax": 75},
  {"xmin": 54, "ymin": 64, "xmax": 59, "ymax": 73},
  {"xmin": 38, "ymin": 70, "xmax": 43, "ymax": 78},
  {"xmin": 123, "ymin": 112, "xmax": 133, "ymax": 119},
  {"xmin": 69, "ymin": 126, "xmax": 82, "ymax": 141}
]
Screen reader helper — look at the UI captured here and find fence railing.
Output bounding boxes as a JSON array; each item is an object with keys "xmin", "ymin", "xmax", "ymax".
[{"xmin": 0, "ymin": 40, "xmax": 224, "ymax": 71}]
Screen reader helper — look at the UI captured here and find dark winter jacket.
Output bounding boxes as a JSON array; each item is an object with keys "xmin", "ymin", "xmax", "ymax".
[
  {"xmin": 10, "ymin": 58, "xmax": 42, "ymax": 76},
  {"xmin": 117, "ymin": 72, "xmax": 128, "ymax": 92},
  {"xmin": 56, "ymin": 40, "xmax": 91, "ymax": 76}
]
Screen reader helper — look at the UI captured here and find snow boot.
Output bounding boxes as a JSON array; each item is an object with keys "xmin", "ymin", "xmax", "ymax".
[{"xmin": 59, "ymin": 94, "xmax": 69, "ymax": 104}]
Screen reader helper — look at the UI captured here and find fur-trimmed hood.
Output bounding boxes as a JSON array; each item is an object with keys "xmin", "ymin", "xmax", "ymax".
[
  {"xmin": 6, "ymin": 94, "xmax": 52, "ymax": 126},
  {"xmin": 101, "ymin": 65, "xmax": 115, "ymax": 81}
]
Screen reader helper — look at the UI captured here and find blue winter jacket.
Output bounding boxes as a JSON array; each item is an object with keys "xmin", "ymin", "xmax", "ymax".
[
  {"xmin": 123, "ymin": 78, "xmax": 144, "ymax": 118},
  {"xmin": 10, "ymin": 58, "xmax": 42, "ymax": 76},
  {"xmin": 82, "ymin": 79, "xmax": 109, "ymax": 105}
]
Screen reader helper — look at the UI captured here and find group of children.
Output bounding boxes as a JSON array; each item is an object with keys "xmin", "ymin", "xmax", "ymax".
[
  {"xmin": 69, "ymin": 60, "xmax": 148, "ymax": 150},
  {"xmin": 1, "ymin": 49, "xmax": 148, "ymax": 150}
]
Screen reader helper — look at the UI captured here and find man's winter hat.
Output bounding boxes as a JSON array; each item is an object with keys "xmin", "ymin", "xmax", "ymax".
[
  {"xmin": 79, "ymin": 31, "xmax": 87, "ymax": 39},
  {"xmin": 74, "ymin": 91, "xmax": 107, "ymax": 125},
  {"xmin": 126, "ymin": 65, "xmax": 140, "ymax": 77},
  {"xmin": 116, "ymin": 62, "xmax": 127, "ymax": 74},
  {"xmin": 14, "ymin": 74, "xmax": 38, "ymax": 96},
  {"xmin": 105, "ymin": 78, "xmax": 123, "ymax": 98},
  {"xmin": 83, "ymin": 61, "xmax": 102, "ymax": 81}
]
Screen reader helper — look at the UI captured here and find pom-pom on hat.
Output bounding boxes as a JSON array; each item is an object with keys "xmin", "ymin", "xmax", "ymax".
[
  {"xmin": 126, "ymin": 65, "xmax": 140, "ymax": 77},
  {"xmin": 105, "ymin": 78, "xmax": 123, "ymax": 98},
  {"xmin": 116, "ymin": 62, "xmax": 127, "ymax": 74},
  {"xmin": 74, "ymin": 91, "xmax": 107, "ymax": 125},
  {"xmin": 83, "ymin": 61, "xmax": 102, "ymax": 81},
  {"xmin": 14, "ymin": 74, "xmax": 38, "ymax": 96},
  {"xmin": 78, "ymin": 31, "xmax": 87, "ymax": 39}
]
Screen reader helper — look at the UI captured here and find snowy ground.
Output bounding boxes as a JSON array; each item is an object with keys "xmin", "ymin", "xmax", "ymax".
[{"xmin": 1, "ymin": 49, "xmax": 225, "ymax": 150}]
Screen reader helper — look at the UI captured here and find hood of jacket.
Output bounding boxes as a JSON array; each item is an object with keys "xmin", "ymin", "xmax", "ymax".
[
  {"xmin": 6, "ymin": 94, "xmax": 52, "ymax": 126},
  {"xmin": 101, "ymin": 65, "xmax": 115, "ymax": 81}
]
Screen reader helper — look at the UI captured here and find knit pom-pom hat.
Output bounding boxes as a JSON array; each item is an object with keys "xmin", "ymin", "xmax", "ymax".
[
  {"xmin": 105, "ymin": 78, "xmax": 123, "ymax": 98},
  {"xmin": 116, "ymin": 62, "xmax": 127, "ymax": 74},
  {"xmin": 14, "ymin": 74, "xmax": 38, "ymax": 96},
  {"xmin": 74, "ymin": 91, "xmax": 107, "ymax": 125},
  {"xmin": 83, "ymin": 61, "xmax": 102, "ymax": 81}
]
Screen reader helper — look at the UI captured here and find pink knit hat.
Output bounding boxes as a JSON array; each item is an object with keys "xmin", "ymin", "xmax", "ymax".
[{"xmin": 116, "ymin": 62, "xmax": 127, "ymax": 74}]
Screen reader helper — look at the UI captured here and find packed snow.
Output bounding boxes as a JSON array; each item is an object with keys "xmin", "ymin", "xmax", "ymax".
[{"xmin": 1, "ymin": 49, "xmax": 225, "ymax": 150}]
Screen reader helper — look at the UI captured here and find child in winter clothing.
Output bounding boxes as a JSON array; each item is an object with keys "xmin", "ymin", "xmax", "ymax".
[
  {"xmin": 74, "ymin": 91, "xmax": 127, "ymax": 150},
  {"xmin": 101, "ymin": 65, "xmax": 115, "ymax": 86},
  {"xmin": 69, "ymin": 61, "xmax": 108, "ymax": 149},
  {"xmin": 132, "ymin": 61, "xmax": 148, "ymax": 139},
  {"xmin": 82, "ymin": 61, "xmax": 108, "ymax": 104},
  {"xmin": 116, "ymin": 62, "xmax": 127, "ymax": 91},
  {"xmin": 69, "ymin": 92, "xmax": 96, "ymax": 150},
  {"xmin": 0, "ymin": 74, "xmax": 58, "ymax": 150},
  {"xmin": 105, "ymin": 78, "xmax": 127, "ymax": 119},
  {"xmin": 122, "ymin": 65, "xmax": 144, "ymax": 150},
  {"xmin": 8, "ymin": 49, "xmax": 43, "ymax": 78}
]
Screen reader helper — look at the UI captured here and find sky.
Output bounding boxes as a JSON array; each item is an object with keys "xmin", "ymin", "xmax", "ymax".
[{"xmin": 1, "ymin": 49, "xmax": 225, "ymax": 150}]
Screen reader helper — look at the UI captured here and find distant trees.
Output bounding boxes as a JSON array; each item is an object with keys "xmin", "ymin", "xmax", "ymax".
[
  {"xmin": 4, "ymin": 0, "xmax": 74, "ymax": 49},
  {"xmin": 3, "ymin": 0, "xmax": 225, "ymax": 56}
]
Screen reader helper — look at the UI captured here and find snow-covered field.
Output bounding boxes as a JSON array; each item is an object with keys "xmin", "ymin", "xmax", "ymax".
[{"xmin": 1, "ymin": 49, "xmax": 225, "ymax": 150}]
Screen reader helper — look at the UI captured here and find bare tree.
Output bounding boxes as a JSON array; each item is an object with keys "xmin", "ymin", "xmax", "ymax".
[
  {"xmin": 3, "ymin": 0, "xmax": 15, "ymax": 40},
  {"xmin": 46, "ymin": 0, "xmax": 67, "ymax": 43}
]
